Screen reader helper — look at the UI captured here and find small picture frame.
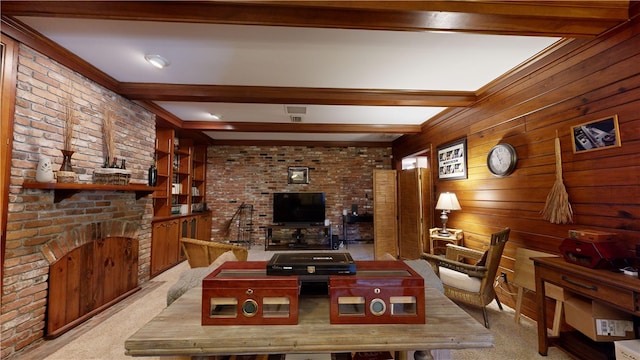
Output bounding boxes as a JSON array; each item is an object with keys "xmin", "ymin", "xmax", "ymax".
[
  {"xmin": 288, "ymin": 166, "xmax": 309, "ymax": 184},
  {"xmin": 437, "ymin": 138, "xmax": 468, "ymax": 180},
  {"xmin": 571, "ymin": 115, "xmax": 621, "ymax": 153}
]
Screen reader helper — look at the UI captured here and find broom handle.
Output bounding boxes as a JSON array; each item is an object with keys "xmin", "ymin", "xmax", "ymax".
[
  {"xmin": 554, "ymin": 137, "xmax": 563, "ymax": 179},
  {"xmin": 554, "ymin": 132, "xmax": 563, "ymax": 179}
]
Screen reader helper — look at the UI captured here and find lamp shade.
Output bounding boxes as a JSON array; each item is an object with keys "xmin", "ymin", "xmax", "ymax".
[{"xmin": 435, "ymin": 192, "xmax": 461, "ymax": 211}]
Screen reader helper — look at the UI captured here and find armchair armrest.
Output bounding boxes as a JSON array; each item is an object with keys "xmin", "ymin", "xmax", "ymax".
[
  {"xmin": 445, "ymin": 244, "xmax": 484, "ymax": 262},
  {"xmin": 180, "ymin": 238, "xmax": 248, "ymax": 268},
  {"xmin": 421, "ymin": 252, "xmax": 488, "ymax": 278}
]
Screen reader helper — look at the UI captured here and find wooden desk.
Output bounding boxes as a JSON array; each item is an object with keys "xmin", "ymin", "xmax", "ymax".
[
  {"xmin": 533, "ymin": 256, "xmax": 640, "ymax": 356},
  {"xmin": 125, "ymin": 285, "xmax": 492, "ymax": 357}
]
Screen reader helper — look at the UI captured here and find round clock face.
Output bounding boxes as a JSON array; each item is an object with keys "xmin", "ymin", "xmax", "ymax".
[{"xmin": 487, "ymin": 143, "xmax": 517, "ymax": 177}]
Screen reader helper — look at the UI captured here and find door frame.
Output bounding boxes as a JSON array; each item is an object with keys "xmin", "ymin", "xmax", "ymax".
[{"xmin": 1, "ymin": 34, "xmax": 19, "ymax": 294}]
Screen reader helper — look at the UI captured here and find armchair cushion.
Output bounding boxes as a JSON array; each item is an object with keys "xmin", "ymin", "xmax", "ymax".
[{"xmin": 439, "ymin": 266, "xmax": 482, "ymax": 293}]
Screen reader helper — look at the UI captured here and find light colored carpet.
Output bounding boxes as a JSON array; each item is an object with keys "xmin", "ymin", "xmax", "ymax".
[
  {"xmin": 41, "ymin": 260, "xmax": 190, "ymax": 360},
  {"xmin": 449, "ymin": 302, "xmax": 570, "ymax": 360},
  {"xmin": 19, "ymin": 244, "xmax": 570, "ymax": 360}
]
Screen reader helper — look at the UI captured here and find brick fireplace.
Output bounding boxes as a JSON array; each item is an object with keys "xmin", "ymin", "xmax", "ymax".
[{"xmin": 2, "ymin": 44, "xmax": 155, "ymax": 358}]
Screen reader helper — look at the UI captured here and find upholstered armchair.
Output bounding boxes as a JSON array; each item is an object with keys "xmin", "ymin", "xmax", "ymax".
[{"xmin": 422, "ymin": 227, "xmax": 510, "ymax": 328}]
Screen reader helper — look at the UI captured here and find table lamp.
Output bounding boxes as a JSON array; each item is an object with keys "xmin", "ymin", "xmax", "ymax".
[{"xmin": 435, "ymin": 192, "xmax": 461, "ymax": 236}]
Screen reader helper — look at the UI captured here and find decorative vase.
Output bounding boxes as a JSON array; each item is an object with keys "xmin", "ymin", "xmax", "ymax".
[
  {"xmin": 35, "ymin": 157, "xmax": 54, "ymax": 183},
  {"xmin": 59, "ymin": 150, "xmax": 75, "ymax": 172},
  {"xmin": 148, "ymin": 163, "xmax": 157, "ymax": 186}
]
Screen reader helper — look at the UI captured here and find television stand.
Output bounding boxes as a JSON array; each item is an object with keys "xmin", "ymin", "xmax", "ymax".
[{"xmin": 265, "ymin": 225, "xmax": 333, "ymax": 251}]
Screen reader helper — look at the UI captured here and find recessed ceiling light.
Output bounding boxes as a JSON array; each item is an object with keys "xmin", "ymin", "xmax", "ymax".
[{"xmin": 144, "ymin": 54, "xmax": 170, "ymax": 69}]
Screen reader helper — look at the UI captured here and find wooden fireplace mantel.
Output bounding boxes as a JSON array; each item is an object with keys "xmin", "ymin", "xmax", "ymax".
[{"xmin": 23, "ymin": 181, "xmax": 159, "ymax": 202}]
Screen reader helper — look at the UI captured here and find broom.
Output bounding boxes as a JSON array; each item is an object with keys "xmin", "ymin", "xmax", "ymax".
[{"xmin": 541, "ymin": 131, "xmax": 573, "ymax": 224}]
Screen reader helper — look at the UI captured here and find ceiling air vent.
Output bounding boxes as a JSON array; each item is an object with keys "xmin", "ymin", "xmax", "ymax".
[
  {"xmin": 290, "ymin": 115, "xmax": 303, "ymax": 123},
  {"xmin": 285, "ymin": 105, "xmax": 307, "ymax": 115}
]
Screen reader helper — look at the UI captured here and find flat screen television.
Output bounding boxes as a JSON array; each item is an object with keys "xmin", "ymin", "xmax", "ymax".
[{"xmin": 273, "ymin": 192, "xmax": 326, "ymax": 225}]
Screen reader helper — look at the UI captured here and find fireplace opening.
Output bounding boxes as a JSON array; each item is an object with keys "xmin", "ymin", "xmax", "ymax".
[{"xmin": 42, "ymin": 221, "xmax": 140, "ymax": 338}]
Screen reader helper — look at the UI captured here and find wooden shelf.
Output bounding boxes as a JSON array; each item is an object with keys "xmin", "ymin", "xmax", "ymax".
[
  {"xmin": 23, "ymin": 181, "xmax": 159, "ymax": 202},
  {"xmin": 264, "ymin": 225, "xmax": 334, "ymax": 251}
]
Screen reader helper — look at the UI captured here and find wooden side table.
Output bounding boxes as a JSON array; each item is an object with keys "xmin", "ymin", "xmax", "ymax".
[{"xmin": 429, "ymin": 228, "xmax": 463, "ymax": 255}]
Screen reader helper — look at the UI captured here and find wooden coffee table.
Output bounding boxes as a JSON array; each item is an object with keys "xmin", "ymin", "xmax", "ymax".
[{"xmin": 125, "ymin": 284, "xmax": 492, "ymax": 358}]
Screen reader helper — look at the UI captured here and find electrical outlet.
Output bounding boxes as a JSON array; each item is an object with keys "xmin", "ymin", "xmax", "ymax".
[{"xmin": 500, "ymin": 272, "xmax": 508, "ymax": 284}]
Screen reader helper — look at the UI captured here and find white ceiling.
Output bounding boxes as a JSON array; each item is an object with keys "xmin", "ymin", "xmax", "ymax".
[{"xmin": 17, "ymin": 16, "xmax": 559, "ymax": 142}]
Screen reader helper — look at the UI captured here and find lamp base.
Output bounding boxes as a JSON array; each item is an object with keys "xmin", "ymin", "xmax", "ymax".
[
  {"xmin": 438, "ymin": 229, "xmax": 451, "ymax": 236},
  {"xmin": 438, "ymin": 210, "xmax": 450, "ymax": 237}
]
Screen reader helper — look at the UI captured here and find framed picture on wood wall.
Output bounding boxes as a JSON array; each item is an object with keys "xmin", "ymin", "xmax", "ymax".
[
  {"xmin": 571, "ymin": 115, "xmax": 621, "ymax": 153},
  {"xmin": 437, "ymin": 138, "xmax": 468, "ymax": 180}
]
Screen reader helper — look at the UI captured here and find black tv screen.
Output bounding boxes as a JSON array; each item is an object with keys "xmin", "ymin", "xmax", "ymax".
[{"xmin": 273, "ymin": 192, "xmax": 326, "ymax": 225}]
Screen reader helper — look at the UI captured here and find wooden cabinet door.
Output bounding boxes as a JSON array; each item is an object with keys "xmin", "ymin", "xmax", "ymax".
[
  {"xmin": 150, "ymin": 222, "xmax": 165, "ymax": 276},
  {"xmin": 165, "ymin": 219, "xmax": 181, "ymax": 270},
  {"xmin": 373, "ymin": 169, "xmax": 398, "ymax": 259},
  {"xmin": 150, "ymin": 219, "xmax": 180, "ymax": 277},
  {"xmin": 398, "ymin": 168, "xmax": 431, "ymax": 259},
  {"xmin": 196, "ymin": 212, "xmax": 212, "ymax": 241}
]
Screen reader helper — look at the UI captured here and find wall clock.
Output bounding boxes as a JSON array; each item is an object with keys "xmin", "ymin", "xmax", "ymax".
[{"xmin": 487, "ymin": 143, "xmax": 518, "ymax": 177}]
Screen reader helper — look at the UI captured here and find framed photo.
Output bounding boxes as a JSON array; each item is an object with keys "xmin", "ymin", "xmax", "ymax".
[
  {"xmin": 288, "ymin": 166, "xmax": 309, "ymax": 184},
  {"xmin": 437, "ymin": 138, "xmax": 467, "ymax": 180},
  {"xmin": 571, "ymin": 115, "xmax": 621, "ymax": 153}
]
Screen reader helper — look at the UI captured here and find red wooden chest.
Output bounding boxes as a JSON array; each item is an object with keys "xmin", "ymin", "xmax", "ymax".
[
  {"xmin": 329, "ymin": 260, "xmax": 425, "ymax": 324},
  {"xmin": 201, "ymin": 261, "xmax": 300, "ymax": 325}
]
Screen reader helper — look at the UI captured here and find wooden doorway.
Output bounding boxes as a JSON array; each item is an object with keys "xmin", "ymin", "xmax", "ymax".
[{"xmin": 1, "ymin": 35, "xmax": 19, "ymax": 294}]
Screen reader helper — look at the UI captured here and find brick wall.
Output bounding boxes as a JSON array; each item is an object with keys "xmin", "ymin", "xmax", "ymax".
[
  {"xmin": 1, "ymin": 44, "xmax": 155, "ymax": 358},
  {"xmin": 206, "ymin": 145, "xmax": 392, "ymax": 244},
  {"xmin": 1, "ymin": 44, "xmax": 393, "ymax": 358}
]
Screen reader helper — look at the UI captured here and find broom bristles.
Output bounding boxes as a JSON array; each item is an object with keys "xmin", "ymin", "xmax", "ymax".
[
  {"xmin": 541, "ymin": 133, "xmax": 573, "ymax": 224},
  {"xmin": 542, "ymin": 180, "xmax": 573, "ymax": 224}
]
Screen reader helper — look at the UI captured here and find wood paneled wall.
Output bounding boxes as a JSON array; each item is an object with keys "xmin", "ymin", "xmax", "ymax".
[{"xmin": 393, "ymin": 17, "xmax": 640, "ymax": 322}]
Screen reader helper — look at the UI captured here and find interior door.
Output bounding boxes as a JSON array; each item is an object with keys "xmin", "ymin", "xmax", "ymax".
[
  {"xmin": 398, "ymin": 169, "xmax": 421, "ymax": 259},
  {"xmin": 373, "ymin": 169, "xmax": 397, "ymax": 259},
  {"xmin": 398, "ymin": 168, "xmax": 432, "ymax": 259},
  {"xmin": 419, "ymin": 167, "xmax": 433, "ymax": 253}
]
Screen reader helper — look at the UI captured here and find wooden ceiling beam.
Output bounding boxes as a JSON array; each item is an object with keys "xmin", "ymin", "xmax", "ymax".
[
  {"xmin": 119, "ymin": 84, "xmax": 476, "ymax": 107},
  {"xmin": 1, "ymin": 1, "xmax": 630, "ymax": 37}
]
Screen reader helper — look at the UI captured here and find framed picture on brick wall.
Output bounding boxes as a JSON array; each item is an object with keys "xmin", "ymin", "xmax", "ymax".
[{"xmin": 288, "ymin": 166, "xmax": 309, "ymax": 184}]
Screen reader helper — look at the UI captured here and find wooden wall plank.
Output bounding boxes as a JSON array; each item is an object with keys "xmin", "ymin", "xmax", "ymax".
[
  {"xmin": 46, "ymin": 258, "xmax": 67, "ymax": 335},
  {"xmin": 393, "ymin": 14, "xmax": 640, "ymax": 322},
  {"xmin": 80, "ymin": 241, "xmax": 94, "ymax": 316},
  {"xmin": 64, "ymin": 249, "xmax": 81, "ymax": 325}
]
